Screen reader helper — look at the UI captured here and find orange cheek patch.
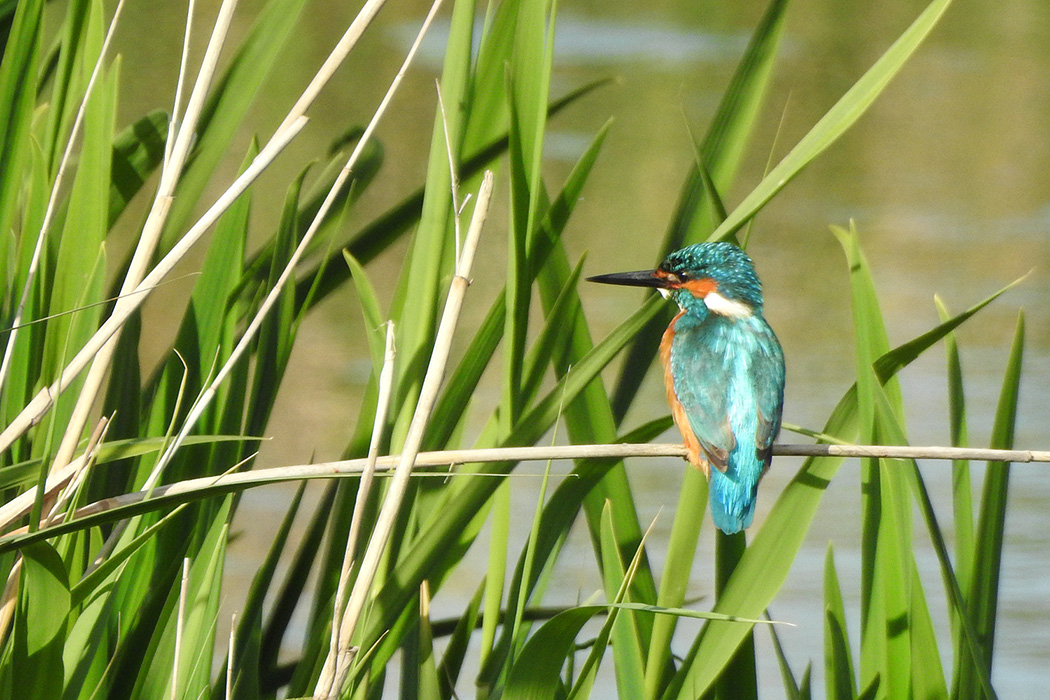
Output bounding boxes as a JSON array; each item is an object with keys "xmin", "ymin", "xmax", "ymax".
[{"xmin": 682, "ymin": 277, "xmax": 717, "ymax": 298}]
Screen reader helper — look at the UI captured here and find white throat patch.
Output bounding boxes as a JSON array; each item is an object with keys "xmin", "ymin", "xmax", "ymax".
[
  {"xmin": 658, "ymin": 288, "xmax": 671, "ymax": 300},
  {"xmin": 703, "ymin": 291, "xmax": 752, "ymax": 318}
]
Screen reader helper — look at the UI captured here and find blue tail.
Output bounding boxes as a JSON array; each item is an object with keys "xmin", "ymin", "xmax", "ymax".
[{"xmin": 708, "ymin": 468, "xmax": 758, "ymax": 535}]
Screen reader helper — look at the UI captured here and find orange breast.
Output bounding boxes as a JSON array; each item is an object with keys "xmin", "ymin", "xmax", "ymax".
[{"xmin": 660, "ymin": 310, "xmax": 709, "ymax": 477}]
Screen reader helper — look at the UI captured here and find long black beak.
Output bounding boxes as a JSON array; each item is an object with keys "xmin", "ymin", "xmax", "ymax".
[{"xmin": 586, "ymin": 269, "xmax": 670, "ymax": 288}]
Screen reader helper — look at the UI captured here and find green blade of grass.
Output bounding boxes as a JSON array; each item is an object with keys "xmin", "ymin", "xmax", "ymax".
[
  {"xmin": 478, "ymin": 480, "xmax": 511, "ymax": 679},
  {"xmin": 935, "ymin": 297, "xmax": 974, "ymax": 586},
  {"xmin": 0, "ymin": 0, "xmax": 42, "ymax": 285},
  {"xmin": 958, "ymin": 311, "xmax": 1024, "ymax": 700},
  {"xmin": 385, "ymin": 0, "xmax": 475, "ymax": 450},
  {"xmin": 868, "ymin": 380, "xmax": 992, "ymax": 700},
  {"xmin": 481, "ymin": 417, "xmax": 672, "ymax": 692},
  {"xmin": 360, "ymin": 299, "xmax": 668, "ymax": 665},
  {"xmin": 225, "ymin": 483, "xmax": 307, "ymax": 699},
  {"xmin": 832, "ymin": 221, "xmax": 912, "ymax": 699},
  {"xmin": 823, "ymin": 544, "xmax": 856, "ymax": 700},
  {"xmin": 39, "ymin": 35, "xmax": 114, "ymax": 452},
  {"xmin": 502, "ymin": 0, "xmax": 555, "ymax": 429},
  {"xmin": 40, "ymin": 0, "xmax": 93, "ymax": 171},
  {"xmin": 714, "ymin": 529, "xmax": 757, "ymax": 700},
  {"xmin": 589, "ymin": 501, "xmax": 644, "ymax": 700},
  {"xmin": 436, "ymin": 580, "xmax": 484, "ymax": 699},
  {"xmin": 709, "ymin": 0, "xmax": 954, "ymax": 242},
  {"xmin": 767, "ymin": 608, "xmax": 807, "ymax": 700},
  {"xmin": 343, "ymin": 251, "xmax": 387, "ymax": 379},
  {"xmin": 643, "ymin": 466, "xmax": 707, "ymax": 700},
  {"xmin": 936, "ymin": 297, "xmax": 977, "ymax": 700}
]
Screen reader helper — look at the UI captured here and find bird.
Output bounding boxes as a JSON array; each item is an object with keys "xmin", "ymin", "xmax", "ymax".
[{"xmin": 588, "ymin": 241, "xmax": 785, "ymax": 534}]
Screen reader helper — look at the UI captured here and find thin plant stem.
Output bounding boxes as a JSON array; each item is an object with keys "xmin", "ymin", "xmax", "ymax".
[
  {"xmin": 4, "ymin": 438, "xmax": 1048, "ymax": 555},
  {"xmin": 165, "ymin": 0, "xmax": 197, "ymax": 167},
  {"xmin": 316, "ymin": 321, "xmax": 396, "ymax": 697},
  {"xmin": 171, "ymin": 558, "xmax": 190, "ymax": 700},
  {"xmin": 226, "ymin": 613, "xmax": 236, "ymax": 697},
  {"xmin": 317, "ymin": 169, "xmax": 494, "ymax": 699}
]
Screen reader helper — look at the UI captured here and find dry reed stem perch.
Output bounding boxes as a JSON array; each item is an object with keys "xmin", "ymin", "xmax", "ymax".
[{"xmin": 27, "ymin": 441, "xmax": 1048, "ymax": 528}]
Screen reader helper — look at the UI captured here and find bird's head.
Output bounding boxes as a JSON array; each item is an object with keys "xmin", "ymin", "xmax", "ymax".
[{"xmin": 588, "ymin": 241, "xmax": 764, "ymax": 319}]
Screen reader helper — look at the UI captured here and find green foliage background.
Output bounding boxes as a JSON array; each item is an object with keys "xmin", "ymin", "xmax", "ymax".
[{"xmin": 0, "ymin": 0, "xmax": 1038, "ymax": 698}]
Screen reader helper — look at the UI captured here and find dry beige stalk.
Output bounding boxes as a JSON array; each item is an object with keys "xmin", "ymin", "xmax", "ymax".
[{"xmin": 312, "ymin": 169, "xmax": 495, "ymax": 700}]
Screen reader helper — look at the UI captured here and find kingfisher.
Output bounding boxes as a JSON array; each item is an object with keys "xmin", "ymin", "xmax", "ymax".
[{"xmin": 588, "ymin": 241, "xmax": 785, "ymax": 534}]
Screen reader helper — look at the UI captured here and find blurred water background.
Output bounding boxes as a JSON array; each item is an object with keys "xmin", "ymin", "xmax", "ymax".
[{"xmin": 108, "ymin": 0, "xmax": 1050, "ymax": 696}]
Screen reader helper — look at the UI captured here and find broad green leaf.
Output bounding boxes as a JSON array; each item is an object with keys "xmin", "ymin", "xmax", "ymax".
[
  {"xmin": 22, "ymin": 541, "xmax": 71, "ymax": 655},
  {"xmin": 62, "ymin": 570, "xmax": 119, "ymax": 697}
]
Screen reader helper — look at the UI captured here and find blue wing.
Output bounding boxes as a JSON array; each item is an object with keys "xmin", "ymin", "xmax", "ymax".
[{"xmin": 670, "ymin": 314, "xmax": 784, "ymax": 534}]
